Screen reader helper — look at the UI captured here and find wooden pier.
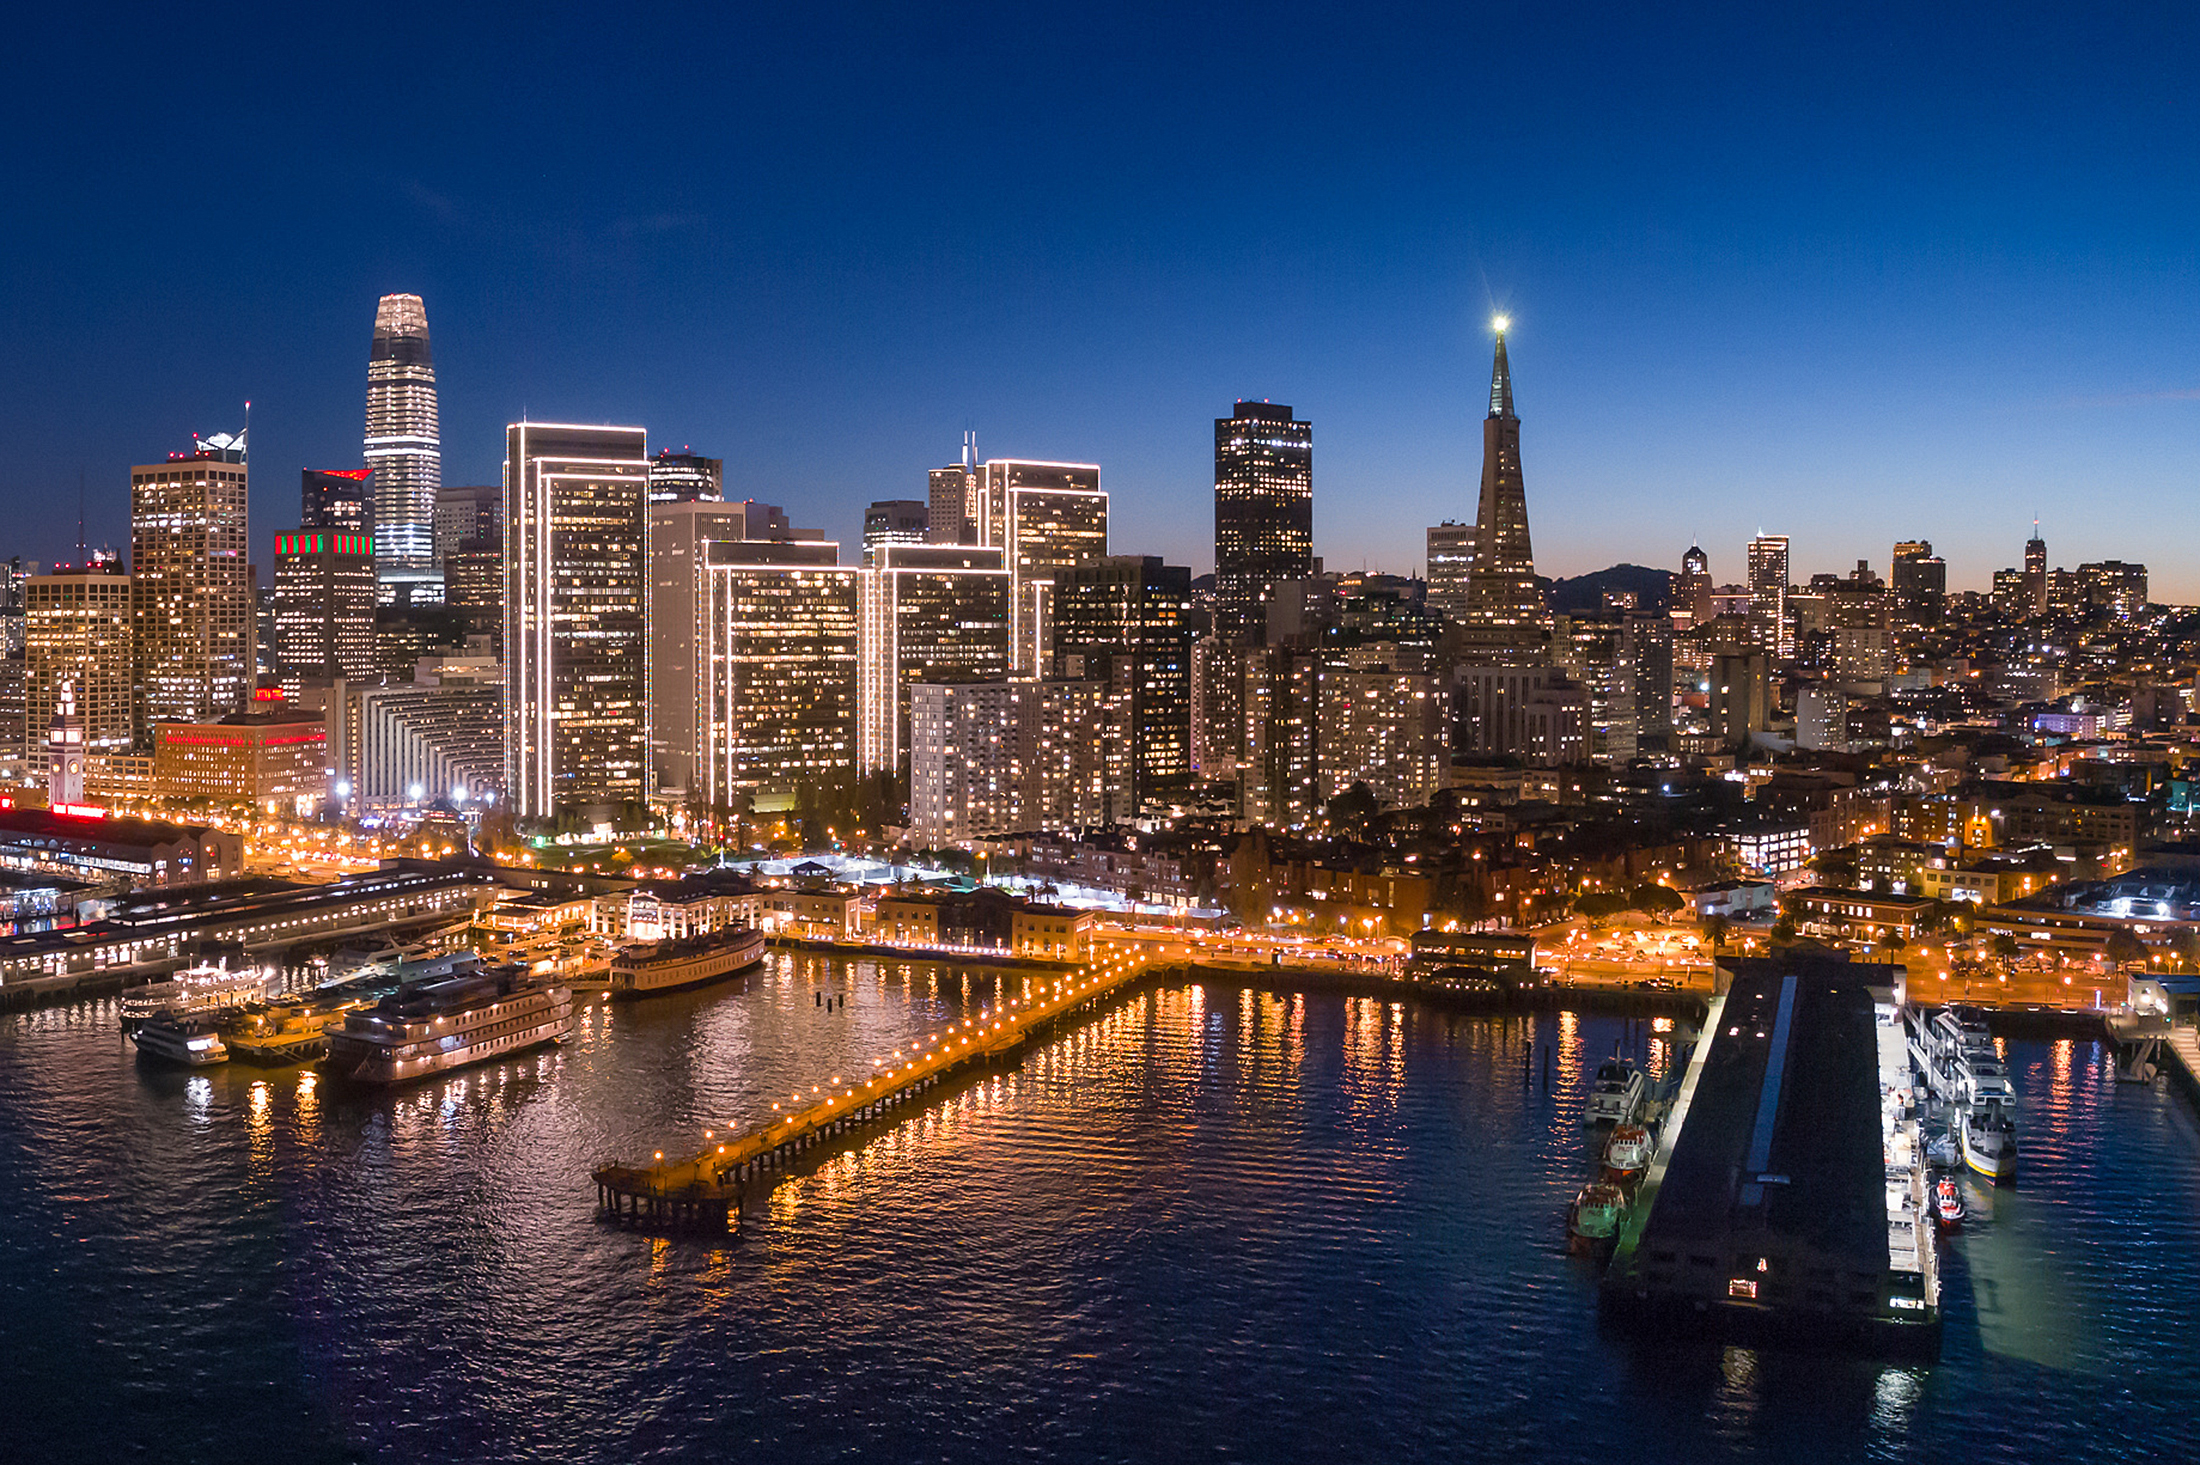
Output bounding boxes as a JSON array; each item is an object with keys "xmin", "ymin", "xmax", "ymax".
[{"xmin": 592, "ymin": 949, "xmax": 1153, "ymax": 1235}]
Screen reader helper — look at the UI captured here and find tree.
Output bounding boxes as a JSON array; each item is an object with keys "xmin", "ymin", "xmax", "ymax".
[
  {"xmin": 1770, "ymin": 915, "xmax": 1797, "ymax": 944},
  {"xmin": 1630, "ymin": 883, "xmax": 1684, "ymax": 918},
  {"xmin": 1576, "ymin": 890, "xmax": 1628, "ymax": 921},
  {"xmin": 1703, "ymin": 914, "xmax": 1731, "ymax": 953},
  {"xmin": 1988, "ymin": 933, "xmax": 2020, "ymax": 960},
  {"xmin": 1883, "ymin": 932, "xmax": 1908, "ymax": 953},
  {"xmin": 1327, "ymin": 781, "xmax": 1380, "ymax": 835},
  {"xmin": 2104, "ymin": 928, "xmax": 2148, "ymax": 968}
]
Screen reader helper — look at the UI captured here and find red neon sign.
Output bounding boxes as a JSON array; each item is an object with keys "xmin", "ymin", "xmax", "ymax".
[{"xmin": 53, "ymin": 803, "xmax": 108, "ymax": 819}]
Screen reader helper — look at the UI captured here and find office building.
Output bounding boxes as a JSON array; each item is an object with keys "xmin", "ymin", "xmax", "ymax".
[
  {"xmin": 647, "ymin": 450, "xmax": 723, "ymax": 505},
  {"xmin": 1317, "ymin": 669, "xmax": 1450, "ymax": 810},
  {"xmin": 1675, "ymin": 544, "xmax": 1714, "ymax": 628},
  {"xmin": 302, "ymin": 467, "xmax": 374, "ymax": 541},
  {"xmin": 1746, "ymin": 534, "xmax": 1790, "ymax": 658},
  {"xmin": 337, "ymin": 678, "xmax": 506, "ymax": 813},
  {"xmin": 504, "ymin": 422, "xmax": 650, "ymax": 821},
  {"xmin": 1711, "ymin": 651, "xmax": 1773, "ymax": 748},
  {"xmin": 25, "ymin": 563, "xmax": 134, "ymax": 758},
  {"xmin": 152, "ymin": 709, "xmax": 330, "ymax": 816},
  {"xmin": 927, "ymin": 435, "xmax": 979, "ymax": 544},
  {"xmin": 364, "ymin": 294, "xmax": 441, "ymax": 572},
  {"xmin": 1890, "ymin": 540, "xmax": 1946, "ymax": 622},
  {"xmin": 443, "ymin": 540, "xmax": 503, "ymax": 642},
  {"xmin": 1553, "ymin": 608, "xmax": 1672, "ymax": 763},
  {"xmin": 1050, "ymin": 555, "xmax": 1192, "ymax": 811},
  {"xmin": 908, "ymin": 678, "xmax": 1019, "ymax": 847},
  {"xmin": 1457, "ymin": 324, "xmax": 1549, "ymax": 656},
  {"xmin": 272, "ymin": 531, "xmax": 377, "ymax": 691},
  {"xmin": 1214, "ymin": 402, "xmax": 1314, "ymax": 645},
  {"xmin": 649, "ymin": 529, "xmax": 858, "ymax": 811},
  {"xmin": 857, "ymin": 544, "xmax": 1009, "ymax": 774},
  {"xmin": 132, "ymin": 449, "xmax": 253, "ymax": 734},
  {"xmin": 967, "ymin": 460, "xmax": 1107, "ymax": 672},
  {"xmin": 1425, "ymin": 520, "xmax": 1475, "ymax": 622},
  {"xmin": 432, "ymin": 483, "xmax": 502, "ymax": 563},
  {"xmin": 863, "ymin": 500, "xmax": 930, "ymax": 567},
  {"xmin": 1453, "ymin": 661, "xmax": 1590, "ymax": 766}
]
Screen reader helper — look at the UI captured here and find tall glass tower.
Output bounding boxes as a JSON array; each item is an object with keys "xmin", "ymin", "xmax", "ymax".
[
  {"xmin": 1213, "ymin": 401, "xmax": 1313, "ymax": 646},
  {"xmin": 365, "ymin": 294, "xmax": 442, "ymax": 573}
]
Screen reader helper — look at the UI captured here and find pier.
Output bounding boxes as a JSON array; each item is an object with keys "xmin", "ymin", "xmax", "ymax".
[{"xmin": 592, "ymin": 948, "xmax": 1154, "ymax": 1233}]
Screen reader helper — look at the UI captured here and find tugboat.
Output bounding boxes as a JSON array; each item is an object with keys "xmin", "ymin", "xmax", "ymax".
[
  {"xmin": 1585, "ymin": 1058, "xmax": 1647, "ymax": 1125},
  {"xmin": 1932, "ymin": 1174, "xmax": 1966, "ymax": 1229},
  {"xmin": 1962, "ymin": 1101, "xmax": 2019, "ymax": 1185},
  {"xmin": 1568, "ymin": 1180, "xmax": 1628, "ymax": 1255},
  {"xmin": 130, "ymin": 1014, "xmax": 230, "ymax": 1067},
  {"xmin": 1603, "ymin": 1122, "xmax": 1655, "ymax": 1183}
]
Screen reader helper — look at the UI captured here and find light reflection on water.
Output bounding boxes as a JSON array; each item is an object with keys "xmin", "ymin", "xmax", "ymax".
[{"xmin": 0, "ymin": 957, "xmax": 2195, "ymax": 1462}]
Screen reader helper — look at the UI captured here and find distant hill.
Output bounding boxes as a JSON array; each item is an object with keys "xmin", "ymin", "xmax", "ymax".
[{"xmin": 1544, "ymin": 564, "xmax": 1673, "ymax": 614}]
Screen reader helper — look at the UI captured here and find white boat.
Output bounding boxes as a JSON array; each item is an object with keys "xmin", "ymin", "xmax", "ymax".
[
  {"xmin": 130, "ymin": 1015, "xmax": 229, "ymax": 1067},
  {"xmin": 605, "ymin": 926, "xmax": 765, "ymax": 998},
  {"xmin": 119, "ymin": 966, "xmax": 276, "ymax": 1026},
  {"xmin": 1960, "ymin": 1058, "xmax": 2018, "ymax": 1107},
  {"xmin": 1603, "ymin": 1122, "xmax": 1655, "ymax": 1180},
  {"xmin": 1962, "ymin": 1102, "xmax": 2019, "ymax": 1184},
  {"xmin": 1585, "ymin": 1058, "xmax": 1647, "ymax": 1125},
  {"xmin": 323, "ymin": 968, "xmax": 574, "ymax": 1085}
]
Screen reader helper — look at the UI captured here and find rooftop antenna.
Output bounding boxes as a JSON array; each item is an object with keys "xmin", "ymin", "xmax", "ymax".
[{"xmin": 963, "ymin": 428, "xmax": 977, "ymax": 474}]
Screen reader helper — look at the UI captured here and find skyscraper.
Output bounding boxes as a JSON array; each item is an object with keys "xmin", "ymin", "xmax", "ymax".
[
  {"xmin": 1675, "ymin": 544, "xmax": 1713, "ymax": 627},
  {"xmin": 505, "ymin": 422, "xmax": 650, "ymax": 821},
  {"xmin": 132, "ymin": 448, "xmax": 253, "ymax": 733},
  {"xmin": 1425, "ymin": 521, "xmax": 1475, "ymax": 622},
  {"xmin": 1214, "ymin": 401, "xmax": 1313, "ymax": 645},
  {"xmin": 1050, "ymin": 555, "xmax": 1193, "ymax": 812},
  {"xmin": 1459, "ymin": 323, "xmax": 1548, "ymax": 655},
  {"xmin": 1890, "ymin": 539, "xmax": 1946, "ymax": 623},
  {"xmin": 26, "ymin": 562, "xmax": 134, "ymax": 758},
  {"xmin": 2024, "ymin": 525, "xmax": 2047, "ymax": 614},
  {"xmin": 647, "ymin": 450, "xmax": 723, "ymax": 505},
  {"xmin": 857, "ymin": 544, "xmax": 1010, "ymax": 774},
  {"xmin": 927, "ymin": 434, "xmax": 979, "ymax": 544},
  {"xmin": 863, "ymin": 500, "xmax": 930, "ymax": 567},
  {"xmin": 365, "ymin": 294, "xmax": 441, "ymax": 573},
  {"xmin": 1746, "ymin": 534, "xmax": 1791, "ymax": 658},
  {"xmin": 996, "ymin": 465, "xmax": 1107, "ymax": 673},
  {"xmin": 302, "ymin": 467, "xmax": 374, "ymax": 540},
  {"xmin": 271, "ymin": 531, "xmax": 377, "ymax": 691}
]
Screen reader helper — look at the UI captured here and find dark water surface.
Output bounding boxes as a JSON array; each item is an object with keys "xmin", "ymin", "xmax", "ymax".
[{"xmin": 3, "ymin": 954, "xmax": 2196, "ymax": 1462}]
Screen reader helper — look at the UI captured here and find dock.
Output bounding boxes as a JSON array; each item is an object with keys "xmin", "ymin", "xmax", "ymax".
[
  {"xmin": 1602, "ymin": 955, "xmax": 1942, "ymax": 1359},
  {"xmin": 592, "ymin": 949, "xmax": 1153, "ymax": 1234}
]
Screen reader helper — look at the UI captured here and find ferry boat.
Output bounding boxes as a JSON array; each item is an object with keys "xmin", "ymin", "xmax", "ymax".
[
  {"xmin": 605, "ymin": 925, "xmax": 766, "ymax": 998},
  {"xmin": 130, "ymin": 1015, "xmax": 230, "ymax": 1067},
  {"xmin": 323, "ymin": 968, "xmax": 574, "ymax": 1085},
  {"xmin": 1568, "ymin": 1180, "xmax": 1628, "ymax": 1254},
  {"xmin": 119, "ymin": 966, "xmax": 277, "ymax": 1027},
  {"xmin": 1961, "ymin": 1102, "xmax": 2019, "ymax": 1184},
  {"xmin": 1585, "ymin": 1058, "xmax": 1647, "ymax": 1125},
  {"xmin": 227, "ymin": 997, "xmax": 370, "ymax": 1065},
  {"xmin": 1603, "ymin": 1122, "xmax": 1655, "ymax": 1181}
]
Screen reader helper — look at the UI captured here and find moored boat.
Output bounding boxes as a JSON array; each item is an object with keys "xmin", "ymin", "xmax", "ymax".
[
  {"xmin": 323, "ymin": 967, "xmax": 573, "ymax": 1085},
  {"xmin": 1585, "ymin": 1058, "xmax": 1647, "ymax": 1125},
  {"xmin": 1568, "ymin": 1180, "xmax": 1627, "ymax": 1254},
  {"xmin": 1932, "ymin": 1175, "xmax": 1965, "ymax": 1228},
  {"xmin": 605, "ymin": 926, "xmax": 765, "ymax": 998},
  {"xmin": 130, "ymin": 1014, "xmax": 230, "ymax": 1067},
  {"xmin": 1603, "ymin": 1122, "xmax": 1654, "ymax": 1181},
  {"xmin": 120, "ymin": 966, "xmax": 276, "ymax": 1027},
  {"xmin": 1961, "ymin": 1103, "xmax": 2019, "ymax": 1185}
]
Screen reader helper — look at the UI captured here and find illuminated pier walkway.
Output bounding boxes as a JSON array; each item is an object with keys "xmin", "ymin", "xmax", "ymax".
[{"xmin": 592, "ymin": 948, "xmax": 1153, "ymax": 1233}]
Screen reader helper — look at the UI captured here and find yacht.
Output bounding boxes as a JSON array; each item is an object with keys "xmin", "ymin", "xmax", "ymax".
[
  {"xmin": 324, "ymin": 968, "xmax": 574, "ymax": 1085},
  {"xmin": 130, "ymin": 1015, "xmax": 229, "ymax": 1067},
  {"xmin": 605, "ymin": 926, "xmax": 766, "ymax": 998},
  {"xmin": 120, "ymin": 966, "xmax": 276, "ymax": 1026},
  {"xmin": 1585, "ymin": 1058, "xmax": 1647, "ymax": 1125},
  {"xmin": 1961, "ymin": 1102, "xmax": 2019, "ymax": 1184}
]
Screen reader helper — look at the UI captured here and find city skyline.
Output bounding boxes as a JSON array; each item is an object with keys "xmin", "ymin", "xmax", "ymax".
[{"xmin": 4, "ymin": 9, "xmax": 2196, "ymax": 598}]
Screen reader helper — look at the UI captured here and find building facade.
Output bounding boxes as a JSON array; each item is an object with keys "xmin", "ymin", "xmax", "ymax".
[
  {"xmin": 1214, "ymin": 401, "xmax": 1314, "ymax": 645},
  {"xmin": 1317, "ymin": 669, "xmax": 1450, "ymax": 809},
  {"xmin": 856, "ymin": 544, "xmax": 1010, "ymax": 773},
  {"xmin": 1050, "ymin": 555, "xmax": 1191, "ymax": 812},
  {"xmin": 272, "ymin": 531, "xmax": 377, "ymax": 691},
  {"xmin": 302, "ymin": 467, "xmax": 374, "ymax": 541},
  {"xmin": 131, "ymin": 451, "xmax": 253, "ymax": 735},
  {"xmin": 1458, "ymin": 326, "xmax": 1548, "ymax": 656},
  {"xmin": 153, "ymin": 711, "xmax": 330, "ymax": 816},
  {"xmin": 365, "ymin": 294, "xmax": 441, "ymax": 573},
  {"xmin": 25, "ymin": 565, "xmax": 134, "ymax": 758}
]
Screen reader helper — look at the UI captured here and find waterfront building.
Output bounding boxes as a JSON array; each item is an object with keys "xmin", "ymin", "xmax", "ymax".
[
  {"xmin": 504, "ymin": 422, "xmax": 650, "ymax": 822},
  {"xmin": 1747, "ymin": 534, "xmax": 1791, "ymax": 658},
  {"xmin": 339, "ymin": 679, "xmax": 505, "ymax": 812},
  {"xmin": 0, "ymin": 806, "xmax": 240, "ymax": 888},
  {"xmin": 1425, "ymin": 520, "xmax": 1475, "ymax": 623},
  {"xmin": 647, "ymin": 450, "xmax": 723, "ymax": 505},
  {"xmin": 152, "ymin": 709, "xmax": 330, "ymax": 816},
  {"xmin": 46, "ymin": 681, "xmax": 86, "ymax": 808},
  {"xmin": 856, "ymin": 543, "xmax": 1009, "ymax": 774},
  {"xmin": 1214, "ymin": 401, "xmax": 1314, "ymax": 645},
  {"xmin": 271, "ymin": 531, "xmax": 377, "ymax": 691},
  {"xmin": 131, "ymin": 449, "xmax": 253, "ymax": 735},
  {"xmin": 364, "ymin": 294, "xmax": 441, "ymax": 573},
  {"xmin": 302, "ymin": 467, "xmax": 374, "ymax": 541},
  {"xmin": 648, "ymin": 523, "xmax": 858, "ymax": 812},
  {"xmin": 25, "ymin": 563, "xmax": 133, "ymax": 758},
  {"xmin": 1458, "ymin": 325, "xmax": 1549, "ymax": 657},
  {"xmin": 862, "ymin": 500, "xmax": 930, "ymax": 567},
  {"xmin": 1050, "ymin": 555, "xmax": 1192, "ymax": 812},
  {"xmin": 1316, "ymin": 668, "xmax": 1449, "ymax": 810}
]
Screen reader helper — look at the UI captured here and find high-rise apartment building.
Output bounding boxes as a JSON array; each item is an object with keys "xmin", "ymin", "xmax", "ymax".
[
  {"xmin": 965, "ymin": 460, "xmax": 1107, "ymax": 673},
  {"xmin": 271, "ymin": 531, "xmax": 377, "ymax": 691},
  {"xmin": 364, "ymin": 294, "xmax": 441, "ymax": 573},
  {"xmin": 1190, "ymin": 635, "xmax": 1243, "ymax": 778},
  {"xmin": 647, "ymin": 516, "xmax": 858, "ymax": 810},
  {"xmin": 1241, "ymin": 646, "xmax": 1319, "ymax": 828},
  {"xmin": 1214, "ymin": 402, "xmax": 1314, "ymax": 645},
  {"xmin": 1890, "ymin": 540, "xmax": 1946, "ymax": 622},
  {"xmin": 1746, "ymin": 534, "xmax": 1791, "ymax": 658},
  {"xmin": 862, "ymin": 500, "xmax": 930, "ymax": 567},
  {"xmin": 2078, "ymin": 561, "xmax": 2148, "ymax": 620},
  {"xmin": 647, "ymin": 450, "xmax": 723, "ymax": 505},
  {"xmin": 25, "ymin": 563, "xmax": 134, "ymax": 757},
  {"xmin": 302, "ymin": 468, "xmax": 374, "ymax": 541},
  {"xmin": 1050, "ymin": 555, "xmax": 1192, "ymax": 812},
  {"xmin": 132, "ymin": 449, "xmax": 253, "ymax": 734},
  {"xmin": 1317, "ymin": 669, "xmax": 1450, "ymax": 810},
  {"xmin": 504, "ymin": 422, "xmax": 650, "ymax": 821},
  {"xmin": 1459, "ymin": 324, "xmax": 1548, "ymax": 656},
  {"xmin": 1425, "ymin": 521, "xmax": 1475, "ymax": 622},
  {"xmin": 856, "ymin": 544, "xmax": 1010, "ymax": 774},
  {"xmin": 908, "ymin": 678, "xmax": 1019, "ymax": 848}
]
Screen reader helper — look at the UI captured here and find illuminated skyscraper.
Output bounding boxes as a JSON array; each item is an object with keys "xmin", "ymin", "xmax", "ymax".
[
  {"xmin": 1459, "ymin": 324, "xmax": 1548, "ymax": 655},
  {"xmin": 927, "ymin": 433, "xmax": 979, "ymax": 544},
  {"xmin": 1051, "ymin": 555, "xmax": 1193, "ymax": 812},
  {"xmin": 857, "ymin": 544, "xmax": 1009, "ymax": 774},
  {"xmin": 271, "ymin": 531, "xmax": 377, "ymax": 691},
  {"xmin": 1747, "ymin": 534, "xmax": 1790, "ymax": 658},
  {"xmin": 2024, "ymin": 525, "xmax": 2047, "ymax": 614},
  {"xmin": 1425, "ymin": 521, "xmax": 1475, "ymax": 622},
  {"xmin": 1675, "ymin": 543, "xmax": 1714, "ymax": 627},
  {"xmin": 1214, "ymin": 402, "xmax": 1313, "ymax": 645},
  {"xmin": 862, "ymin": 500, "xmax": 930, "ymax": 567},
  {"xmin": 26, "ymin": 562, "xmax": 134, "ymax": 758},
  {"xmin": 132, "ymin": 448, "xmax": 253, "ymax": 733},
  {"xmin": 302, "ymin": 467, "xmax": 374, "ymax": 540},
  {"xmin": 647, "ymin": 450, "xmax": 723, "ymax": 505},
  {"xmin": 364, "ymin": 294, "xmax": 441, "ymax": 573},
  {"xmin": 994, "ymin": 465, "xmax": 1107, "ymax": 673},
  {"xmin": 504, "ymin": 422, "xmax": 650, "ymax": 821}
]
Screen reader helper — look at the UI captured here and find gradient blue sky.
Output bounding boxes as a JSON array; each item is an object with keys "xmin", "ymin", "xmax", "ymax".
[{"xmin": 4, "ymin": 3, "xmax": 2195, "ymax": 595}]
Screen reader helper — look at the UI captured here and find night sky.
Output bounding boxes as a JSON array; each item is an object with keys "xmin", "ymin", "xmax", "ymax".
[{"xmin": 4, "ymin": 4, "xmax": 2195, "ymax": 595}]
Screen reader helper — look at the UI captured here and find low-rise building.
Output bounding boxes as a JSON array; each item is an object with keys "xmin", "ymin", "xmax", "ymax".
[
  {"xmin": 1788, "ymin": 887, "xmax": 1935, "ymax": 944},
  {"xmin": 153, "ymin": 709, "xmax": 330, "ymax": 816},
  {"xmin": 0, "ymin": 804, "xmax": 240, "ymax": 886}
]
